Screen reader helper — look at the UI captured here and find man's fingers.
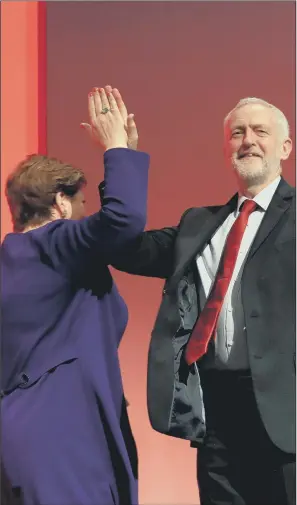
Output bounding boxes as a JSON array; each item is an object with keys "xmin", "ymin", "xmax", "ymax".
[
  {"xmin": 127, "ymin": 114, "xmax": 136, "ymax": 129},
  {"xmin": 127, "ymin": 114, "xmax": 138, "ymax": 150},
  {"xmin": 127, "ymin": 114, "xmax": 138, "ymax": 138}
]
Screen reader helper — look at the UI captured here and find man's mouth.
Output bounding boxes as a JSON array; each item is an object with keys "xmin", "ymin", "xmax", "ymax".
[{"xmin": 238, "ymin": 153, "xmax": 262, "ymax": 159}]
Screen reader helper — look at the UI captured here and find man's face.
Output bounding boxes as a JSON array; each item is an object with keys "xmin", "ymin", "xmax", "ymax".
[{"xmin": 224, "ymin": 104, "xmax": 292, "ymax": 185}]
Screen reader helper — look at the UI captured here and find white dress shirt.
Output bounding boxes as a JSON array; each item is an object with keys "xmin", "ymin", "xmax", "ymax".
[{"xmin": 196, "ymin": 176, "xmax": 281, "ymax": 370}]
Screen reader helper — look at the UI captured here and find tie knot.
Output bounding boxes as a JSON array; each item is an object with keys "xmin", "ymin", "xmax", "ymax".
[{"xmin": 240, "ymin": 199, "xmax": 257, "ymax": 215}]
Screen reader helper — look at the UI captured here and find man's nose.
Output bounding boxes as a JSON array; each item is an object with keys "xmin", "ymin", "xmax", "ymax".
[{"xmin": 242, "ymin": 130, "xmax": 255, "ymax": 146}]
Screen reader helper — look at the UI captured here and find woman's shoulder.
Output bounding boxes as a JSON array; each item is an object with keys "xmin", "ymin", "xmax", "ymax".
[{"xmin": 2, "ymin": 220, "xmax": 65, "ymax": 243}]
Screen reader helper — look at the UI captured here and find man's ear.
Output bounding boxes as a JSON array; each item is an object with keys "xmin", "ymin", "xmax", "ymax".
[{"xmin": 281, "ymin": 138, "xmax": 292, "ymax": 161}]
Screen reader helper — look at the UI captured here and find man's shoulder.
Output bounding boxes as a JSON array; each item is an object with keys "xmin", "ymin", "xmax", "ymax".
[
  {"xmin": 180, "ymin": 204, "xmax": 224, "ymax": 224},
  {"xmin": 281, "ymin": 178, "xmax": 295, "ymax": 190}
]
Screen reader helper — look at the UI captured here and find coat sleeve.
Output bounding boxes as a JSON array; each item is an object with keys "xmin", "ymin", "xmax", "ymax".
[
  {"xmin": 99, "ymin": 182, "xmax": 193, "ymax": 279},
  {"xmin": 109, "ymin": 227, "xmax": 178, "ymax": 279},
  {"xmin": 36, "ymin": 148, "xmax": 149, "ymax": 276}
]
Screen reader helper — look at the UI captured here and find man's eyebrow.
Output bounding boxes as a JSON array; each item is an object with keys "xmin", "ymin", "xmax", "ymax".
[
  {"xmin": 230, "ymin": 124, "xmax": 245, "ymax": 131},
  {"xmin": 251, "ymin": 123, "xmax": 270, "ymax": 129},
  {"xmin": 231, "ymin": 123, "xmax": 270, "ymax": 131}
]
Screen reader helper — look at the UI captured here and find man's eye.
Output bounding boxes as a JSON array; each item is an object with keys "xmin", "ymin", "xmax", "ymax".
[{"xmin": 232, "ymin": 131, "xmax": 242, "ymax": 137}]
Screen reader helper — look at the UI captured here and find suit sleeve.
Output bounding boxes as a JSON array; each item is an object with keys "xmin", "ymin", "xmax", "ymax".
[
  {"xmin": 99, "ymin": 181, "xmax": 192, "ymax": 279},
  {"xmin": 37, "ymin": 148, "xmax": 149, "ymax": 276},
  {"xmin": 109, "ymin": 227, "xmax": 178, "ymax": 279}
]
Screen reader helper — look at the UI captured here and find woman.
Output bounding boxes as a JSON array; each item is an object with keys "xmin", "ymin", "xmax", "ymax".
[{"xmin": 1, "ymin": 87, "xmax": 149, "ymax": 505}]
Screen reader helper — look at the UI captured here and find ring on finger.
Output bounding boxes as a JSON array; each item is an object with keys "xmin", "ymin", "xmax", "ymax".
[{"xmin": 100, "ymin": 107, "xmax": 110, "ymax": 114}]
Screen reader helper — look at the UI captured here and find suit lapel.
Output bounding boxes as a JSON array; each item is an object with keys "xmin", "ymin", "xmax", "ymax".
[
  {"xmin": 247, "ymin": 178, "xmax": 294, "ymax": 260},
  {"xmin": 171, "ymin": 193, "xmax": 238, "ymax": 286},
  {"xmin": 170, "ymin": 178, "xmax": 294, "ymax": 288}
]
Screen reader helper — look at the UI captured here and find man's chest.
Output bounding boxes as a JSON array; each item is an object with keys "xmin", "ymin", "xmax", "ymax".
[{"xmin": 196, "ymin": 210, "xmax": 265, "ymax": 285}]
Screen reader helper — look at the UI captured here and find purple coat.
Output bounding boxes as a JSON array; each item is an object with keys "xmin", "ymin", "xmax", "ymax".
[{"xmin": 1, "ymin": 148, "xmax": 149, "ymax": 505}]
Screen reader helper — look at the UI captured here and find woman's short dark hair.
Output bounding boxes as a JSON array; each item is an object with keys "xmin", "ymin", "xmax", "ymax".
[{"xmin": 6, "ymin": 154, "xmax": 87, "ymax": 232}]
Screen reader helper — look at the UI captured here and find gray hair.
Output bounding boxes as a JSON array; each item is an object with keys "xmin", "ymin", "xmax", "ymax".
[{"xmin": 224, "ymin": 97, "xmax": 290, "ymax": 138}]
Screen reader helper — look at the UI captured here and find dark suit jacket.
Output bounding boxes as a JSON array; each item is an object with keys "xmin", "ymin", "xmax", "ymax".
[{"xmin": 107, "ymin": 177, "xmax": 296, "ymax": 454}]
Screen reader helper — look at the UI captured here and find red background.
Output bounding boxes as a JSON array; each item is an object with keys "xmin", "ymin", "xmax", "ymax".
[
  {"xmin": 46, "ymin": 3, "xmax": 295, "ymax": 502},
  {"xmin": 2, "ymin": 2, "xmax": 295, "ymax": 503}
]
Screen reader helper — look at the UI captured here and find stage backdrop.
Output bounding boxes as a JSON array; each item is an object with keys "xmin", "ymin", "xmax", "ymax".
[{"xmin": 46, "ymin": 2, "xmax": 295, "ymax": 503}]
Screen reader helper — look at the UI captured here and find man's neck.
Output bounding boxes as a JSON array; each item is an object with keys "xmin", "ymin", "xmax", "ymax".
[{"xmin": 238, "ymin": 174, "xmax": 281, "ymax": 199}]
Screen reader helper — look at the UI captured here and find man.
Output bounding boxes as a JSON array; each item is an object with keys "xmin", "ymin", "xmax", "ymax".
[{"xmin": 105, "ymin": 95, "xmax": 296, "ymax": 505}]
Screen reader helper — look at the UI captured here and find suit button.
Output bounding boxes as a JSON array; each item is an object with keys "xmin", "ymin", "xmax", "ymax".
[
  {"xmin": 253, "ymin": 355, "xmax": 262, "ymax": 359},
  {"xmin": 250, "ymin": 310, "xmax": 259, "ymax": 317},
  {"xmin": 163, "ymin": 289, "xmax": 166, "ymax": 295}
]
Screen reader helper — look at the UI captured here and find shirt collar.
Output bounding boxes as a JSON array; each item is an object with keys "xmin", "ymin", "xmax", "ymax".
[{"xmin": 236, "ymin": 175, "xmax": 281, "ymax": 214}]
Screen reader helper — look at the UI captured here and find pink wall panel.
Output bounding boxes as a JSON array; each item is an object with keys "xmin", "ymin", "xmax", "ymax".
[{"xmin": 1, "ymin": 1, "xmax": 47, "ymax": 240}]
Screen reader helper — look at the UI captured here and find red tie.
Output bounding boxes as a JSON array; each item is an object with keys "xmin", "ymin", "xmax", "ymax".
[{"xmin": 185, "ymin": 199, "xmax": 257, "ymax": 366}]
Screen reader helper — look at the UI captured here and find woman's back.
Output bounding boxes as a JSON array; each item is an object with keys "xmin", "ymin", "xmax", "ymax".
[
  {"xmin": 1, "ymin": 144, "xmax": 149, "ymax": 505},
  {"xmin": 2, "ymin": 226, "xmax": 83, "ymax": 389}
]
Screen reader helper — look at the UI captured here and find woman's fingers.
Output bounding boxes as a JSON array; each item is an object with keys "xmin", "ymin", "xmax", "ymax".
[
  {"xmin": 99, "ymin": 88, "xmax": 109, "ymax": 112},
  {"xmin": 112, "ymin": 88, "xmax": 128, "ymax": 122},
  {"xmin": 88, "ymin": 92, "xmax": 97, "ymax": 125},
  {"xmin": 107, "ymin": 91, "xmax": 120, "ymax": 114}
]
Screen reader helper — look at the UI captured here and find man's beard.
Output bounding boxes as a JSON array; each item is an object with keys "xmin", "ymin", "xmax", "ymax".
[{"xmin": 231, "ymin": 157, "xmax": 278, "ymax": 186}]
